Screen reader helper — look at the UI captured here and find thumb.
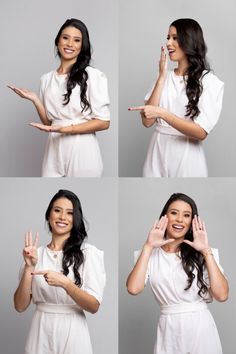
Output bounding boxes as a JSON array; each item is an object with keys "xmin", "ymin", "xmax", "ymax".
[{"xmin": 183, "ymin": 240, "xmax": 193, "ymax": 246}]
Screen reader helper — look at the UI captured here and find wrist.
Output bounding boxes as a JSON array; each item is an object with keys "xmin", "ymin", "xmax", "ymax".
[
  {"xmin": 200, "ymin": 247, "xmax": 212, "ymax": 258},
  {"xmin": 24, "ymin": 264, "xmax": 36, "ymax": 272},
  {"xmin": 143, "ymin": 243, "xmax": 154, "ymax": 253}
]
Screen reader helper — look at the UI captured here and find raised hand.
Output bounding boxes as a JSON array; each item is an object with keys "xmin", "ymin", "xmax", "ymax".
[
  {"xmin": 23, "ymin": 231, "xmax": 39, "ymax": 267},
  {"xmin": 31, "ymin": 270, "xmax": 69, "ymax": 288},
  {"xmin": 29, "ymin": 122, "xmax": 61, "ymax": 133},
  {"xmin": 146, "ymin": 215, "xmax": 174, "ymax": 249},
  {"xmin": 159, "ymin": 46, "xmax": 168, "ymax": 79},
  {"xmin": 183, "ymin": 215, "xmax": 209, "ymax": 252},
  {"xmin": 7, "ymin": 85, "xmax": 38, "ymax": 102}
]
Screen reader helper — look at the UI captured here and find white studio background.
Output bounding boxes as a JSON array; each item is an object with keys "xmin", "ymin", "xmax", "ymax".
[
  {"xmin": 119, "ymin": 178, "xmax": 236, "ymax": 354},
  {"xmin": 0, "ymin": 0, "xmax": 118, "ymax": 177},
  {"xmin": 0, "ymin": 178, "xmax": 118, "ymax": 354},
  {"xmin": 119, "ymin": 0, "xmax": 236, "ymax": 176}
]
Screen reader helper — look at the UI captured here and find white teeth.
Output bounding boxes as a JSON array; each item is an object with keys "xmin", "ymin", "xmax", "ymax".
[
  {"xmin": 64, "ymin": 49, "xmax": 74, "ymax": 53},
  {"xmin": 173, "ymin": 225, "xmax": 184, "ymax": 230},
  {"xmin": 56, "ymin": 222, "xmax": 67, "ymax": 227}
]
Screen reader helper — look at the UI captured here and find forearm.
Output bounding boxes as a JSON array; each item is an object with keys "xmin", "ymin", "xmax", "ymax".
[
  {"xmin": 142, "ymin": 76, "xmax": 165, "ymax": 128},
  {"xmin": 64, "ymin": 280, "xmax": 100, "ymax": 314},
  {"xmin": 202, "ymin": 249, "xmax": 229, "ymax": 302},
  {"xmin": 14, "ymin": 265, "xmax": 34, "ymax": 312},
  {"xmin": 126, "ymin": 244, "xmax": 153, "ymax": 295},
  {"xmin": 33, "ymin": 98, "xmax": 51, "ymax": 125},
  {"xmin": 60, "ymin": 119, "xmax": 110, "ymax": 135},
  {"xmin": 161, "ymin": 109, "xmax": 207, "ymax": 140}
]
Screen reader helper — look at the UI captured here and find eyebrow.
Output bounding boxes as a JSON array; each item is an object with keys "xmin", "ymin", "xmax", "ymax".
[
  {"xmin": 53, "ymin": 206, "xmax": 73, "ymax": 211},
  {"xmin": 61, "ymin": 34, "xmax": 82, "ymax": 39},
  {"xmin": 169, "ymin": 208, "xmax": 191, "ymax": 213}
]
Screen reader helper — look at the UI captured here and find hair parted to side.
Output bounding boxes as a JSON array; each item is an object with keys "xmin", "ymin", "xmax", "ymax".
[
  {"xmin": 46, "ymin": 189, "xmax": 87, "ymax": 287},
  {"xmin": 55, "ymin": 18, "xmax": 92, "ymax": 112},
  {"xmin": 170, "ymin": 18, "xmax": 210, "ymax": 120},
  {"xmin": 160, "ymin": 193, "xmax": 208, "ymax": 298}
]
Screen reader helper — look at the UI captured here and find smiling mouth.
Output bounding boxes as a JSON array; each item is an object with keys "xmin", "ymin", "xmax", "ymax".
[
  {"xmin": 64, "ymin": 48, "xmax": 75, "ymax": 53},
  {"xmin": 168, "ymin": 49, "xmax": 175, "ymax": 54},
  {"xmin": 172, "ymin": 224, "xmax": 184, "ymax": 231},
  {"xmin": 56, "ymin": 222, "xmax": 68, "ymax": 227}
]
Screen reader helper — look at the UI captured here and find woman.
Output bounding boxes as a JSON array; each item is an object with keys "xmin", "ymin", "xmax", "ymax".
[
  {"xmin": 14, "ymin": 189, "xmax": 106, "ymax": 354},
  {"xmin": 127, "ymin": 193, "xmax": 228, "ymax": 354},
  {"xmin": 129, "ymin": 19, "xmax": 224, "ymax": 177},
  {"xmin": 8, "ymin": 18, "xmax": 110, "ymax": 177}
]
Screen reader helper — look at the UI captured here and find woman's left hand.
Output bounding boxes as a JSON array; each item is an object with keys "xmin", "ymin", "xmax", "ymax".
[
  {"xmin": 31, "ymin": 270, "xmax": 70, "ymax": 288},
  {"xmin": 29, "ymin": 122, "xmax": 62, "ymax": 133},
  {"xmin": 183, "ymin": 215, "xmax": 209, "ymax": 252},
  {"xmin": 129, "ymin": 105, "xmax": 165, "ymax": 119}
]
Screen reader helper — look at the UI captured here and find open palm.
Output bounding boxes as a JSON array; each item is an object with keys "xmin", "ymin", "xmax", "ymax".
[
  {"xmin": 146, "ymin": 215, "xmax": 174, "ymax": 248},
  {"xmin": 183, "ymin": 215, "xmax": 209, "ymax": 252}
]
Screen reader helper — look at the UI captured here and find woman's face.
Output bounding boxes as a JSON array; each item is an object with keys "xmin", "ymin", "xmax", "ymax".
[
  {"xmin": 166, "ymin": 26, "xmax": 187, "ymax": 63},
  {"xmin": 57, "ymin": 26, "xmax": 82, "ymax": 63},
  {"xmin": 165, "ymin": 200, "xmax": 192, "ymax": 240},
  {"xmin": 48, "ymin": 197, "xmax": 73, "ymax": 237}
]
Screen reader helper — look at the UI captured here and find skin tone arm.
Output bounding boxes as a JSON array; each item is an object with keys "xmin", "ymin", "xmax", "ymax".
[
  {"xmin": 184, "ymin": 215, "xmax": 229, "ymax": 302},
  {"xmin": 126, "ymin": 216, "xmax": 174, "ymax": 295},
  {"xmin": 141, "ymin": 47, "xmax": 168, "ymax": 128},
  {"xmin": 14, "ymin": 232, "xmax": 39, "ymax": 312},
  {"xmin": 31, "ymin": 270, "xmax": 100, "ymax": 314},
  {"xmin": 29, "ymin": 119, "xmax": 110, "ymax": 134},
  {"xmin": 7, "ymin": 85, "xmax": 110, "ymax": 134}
]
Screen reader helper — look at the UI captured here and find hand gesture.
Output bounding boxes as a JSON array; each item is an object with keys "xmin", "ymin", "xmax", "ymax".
[
  {"xmin": 183, "ymin": 215, "xmax": 209, "ymax": 252},
  {"xmin": 159, "ymin": 46, "xmax": 168, "ymax": 79},
  {"xmin": 146, "ymin": 215, "xmax": 174, "ymax": 249},
  {"xmin": 31, "ymin": 270, "xmax": 69, "ymax": 288},
  {"xmin": 23, "ymin": 231, "xmax": 39, "ymax": 267},
  {"xmin": 29, "ymin": 122, "xmax": 61, "ymax": 133},
  {"xmin": 128, "ymin": 105, "xmax": 164, "ymax": 119},
  {"xmin": 7, "ymin": 85, "xmax": 38, "ymax": 103}
]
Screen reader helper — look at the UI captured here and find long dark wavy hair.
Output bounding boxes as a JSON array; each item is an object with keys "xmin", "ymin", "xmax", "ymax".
[
  {"xmin": 46, "ymin": 189, "xmax": 87, "ymax": 287},
  {"xmin": 55, "ymin": 18, "xmax": 92, "ymax": 112},
  {"xmin": 170, "ymin": 19, "xmax": 210, "ymax": 119},
  {"xmin": 160, "ymin": 193, "xmax": 208, "ymax": 298}
]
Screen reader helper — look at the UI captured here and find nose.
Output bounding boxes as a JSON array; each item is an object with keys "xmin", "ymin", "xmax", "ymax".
[
  {"xmin": 176, "ymin": 213, "xmax": 183, "ymax": 222},
  {"xmin": 67, "ymin": 38, "xmax": 73, "ymax": 47},
  {"xmin": 59, "ymin": 210, "xmax": 66, "ymax": 220},
  {"xmin": 166, "ymin": 37, "xmax": 172, "ymax": 47}
]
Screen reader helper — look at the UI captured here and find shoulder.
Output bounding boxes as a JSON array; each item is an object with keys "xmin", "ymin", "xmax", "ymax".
[
  {"xmin": 82, "ymin": 242, "xmax": 104, "ymax": 256},
  {"xmin": 201, "ymin": 71, "xmax": 224, "ymax": 88},
  {"xmin": 40, "ymin": 70, "xmax": 55, "ymax": 84},
  {"xmin": 85, "ymin": 66, "xmax": 107, "ymax": 80}
]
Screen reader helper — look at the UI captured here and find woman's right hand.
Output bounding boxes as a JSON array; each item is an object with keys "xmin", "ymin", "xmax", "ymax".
[
  {"xmin": 7, "ymin": 85, "xmax": 39, "ymax": 103},
  {"xmin": 159, "ymin": 46, "xmax": 168, "ymax": 79},
  {"xmin": 23, "ymin": 231, "xmax": 39, "ymax": 267},
  {"xmin": 146, "ymin": 215, "xmax": 174, "ymax": 249}
]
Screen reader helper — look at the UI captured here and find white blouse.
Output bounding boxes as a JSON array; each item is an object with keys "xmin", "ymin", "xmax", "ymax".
[
  {"xmin": 145, "ymin": 70, "xmax": 224, "ymax": 135},
  {"xmin": 39, "ymin": 66, "xmax": 110, "ymax": 125}
]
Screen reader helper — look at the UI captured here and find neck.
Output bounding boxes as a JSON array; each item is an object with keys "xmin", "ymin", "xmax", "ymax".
[
  {"xmin": 162, "ymin": 238, "xmax": 184, "ymax": 253},
  {"xmin": 57, "ymin": 59, "xmax": 76, "ymax": 75},
  {"xmin": 48, "ymin": 234, "xmax": 70, "ymax": 251},
  {"xmin": 176, "ymin": 59, "xmax": 189, "ymax": 76}
]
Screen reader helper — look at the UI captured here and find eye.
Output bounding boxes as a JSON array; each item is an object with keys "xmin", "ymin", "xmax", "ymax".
[
  {"xmin": 54, "ymin": 208, "xmax": 61, "ymax": 212},
  {"xmin": 170, "ymin": 211, "xmax": 177, "ymax": 215},
  {"xmin": 166, "ymin": 36, "xmax": 170, "ymax": 40},
  {"xmin": 75, "ymin": 39, "xmax": 81, "ymax": 42},
  {"xmin": 184, "ymin": 214, "xmax": 191, "ymax": 218},
  {"xmin": 67, "ymin": 211, "xmax": 73, "ymax": 215},
  {"xmin": 173, "ymin": 36, "xmax": 178, "ymax": 41},
  {"xmin": 62, "ymin": 36, "xmax": 69, "ymax": 40}
]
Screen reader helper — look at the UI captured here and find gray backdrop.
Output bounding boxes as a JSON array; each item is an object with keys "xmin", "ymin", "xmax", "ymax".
[
  {"xmin": 119, "ymin": 0, "xmax": 236, "ymax": 177},
  {"xmin": 0, "ymin": 178, "xmax": 118, "ymax": 354},
  {"xmin": 119, "ymin": 178, "xmax": 236, "ymax": 354},
  {"xmin": 0, "ymin": 0, "xmax": 118, "ymax": 177}
]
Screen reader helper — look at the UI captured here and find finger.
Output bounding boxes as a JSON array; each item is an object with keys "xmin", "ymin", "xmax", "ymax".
[
  {"xmin": 202, "ymin": 221, "xmax": 206, "ymax": 232},
  {"xmin": 159, "ymin": 215, "xmax": 167, "ymax": 230},
  {"xmin": 152, "ymin": 220, "xmax": 159, "ymax": 229},
  {"xmin": 34, "ymin": 232, "xmax": 39, "ymax": 247},
  {"xmin": 31, "ymin": 270, "xmax": 48, "ymax": 275},
  {"xmin": 197, "ymin": 216, "xmax": 203, "ymax": 230},
  {"xmin": 25, "ymin": 232, "xmax": 29, "ymax": 247},
  {"xmin": 128, "ymin": 106, "xmax": 145, "ymax": 111},
  {"xmin": 29, "ymin": 231, "xmax": 33, "ymax": 246}
]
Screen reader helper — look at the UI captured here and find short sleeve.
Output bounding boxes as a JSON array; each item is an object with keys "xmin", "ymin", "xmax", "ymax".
[
  {"xmin": 134, "ymin": 250, "xmax": 150, "ymax": 285},
  {"xmin": 194, "ymin": 73, "xmax": 224, "ymax": 134},
  {"xmin": 82, "ymin": 244, "xmax": 106, "ymax": 303},
  {"xmin": 86, "ymin": 67, "xmax": 110, "ymax": 121}
]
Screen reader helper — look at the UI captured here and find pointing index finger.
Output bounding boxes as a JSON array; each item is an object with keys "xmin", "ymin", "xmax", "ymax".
[{"xmin": 128, "ymin": 106, "xmax": 145, "ymax": 111}]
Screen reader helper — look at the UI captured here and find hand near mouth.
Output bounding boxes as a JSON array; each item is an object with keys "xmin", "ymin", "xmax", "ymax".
[
  {"xmin": 183, "ymin": 215, "xmax": 209, "ymax": 252},
  {"xmin": 146, "ymin": 215, "xmax": 174, "ymax": 249},
  {"xmin": 159, "ymin": 46, "xmax": 168, "ymax": 79}
]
